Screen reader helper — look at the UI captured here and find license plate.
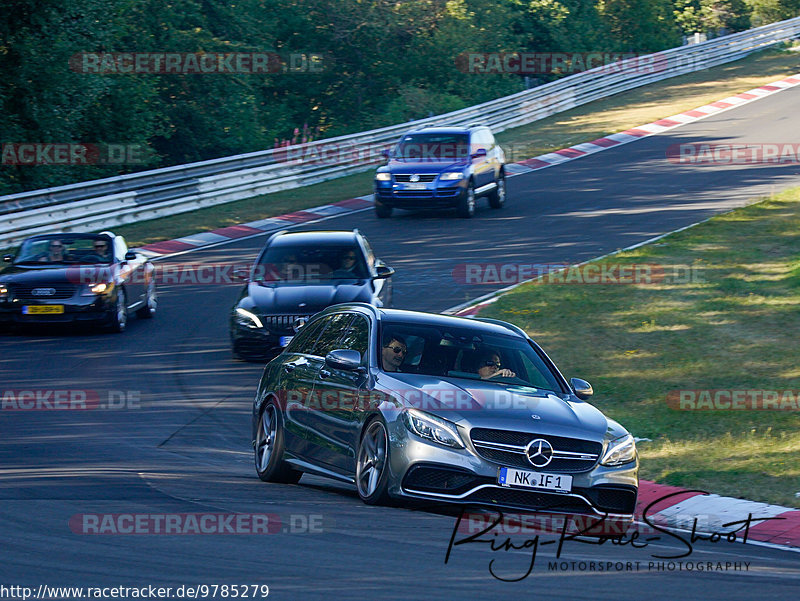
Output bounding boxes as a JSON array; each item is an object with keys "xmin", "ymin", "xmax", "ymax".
[
  {"xmin": 23, "ymin": 305, "xmax": 65, "ymax": 315},
  {"xmin": 498, "ymin": 467, "xmax": 572, "ymax": 493},
  {"xmin": 404, "ymin": 183, "xmax": 427, "ymax": 190},
  {"xmin": 279, "ymin": 335, "xmax": 293, "ymax": 347}
]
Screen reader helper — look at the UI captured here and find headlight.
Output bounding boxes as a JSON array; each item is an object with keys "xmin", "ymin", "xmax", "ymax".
[
  {"xmin": 600, "ymin": 434, "xmax": 636, "ymax": 466},
  {"xmin": 375, "ymin": 172, "xmax": 391, "ymax": 181},
  {"xmin": 0, "ymin": 284, "xmax": 7, "ymax": 300},
  {"xmin": 440, "ymin": 172, "xmax": 464, "ymax": 180},
  {"xmin": 402, "ymin": 408, "xmax": 464, "ymax": 448},
  {"xmin": 81, "ymin": 282, "xmax": 114, "ymax": 296},
  {"xmin": 235, "ymin": 307, "xmax": 263, "ymax": 329}
]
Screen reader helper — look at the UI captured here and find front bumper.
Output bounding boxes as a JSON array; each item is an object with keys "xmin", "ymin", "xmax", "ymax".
[
  {"xmin": 385, "ymin": 420, "xmax": 639, "ymax": 517},
  {"xmin": 0, "ymin": 296, "xmax": 115, "ymax": 325},
  {"xmin": 374, "ymin": 181, "xmax": 465, "ymax": 210}
]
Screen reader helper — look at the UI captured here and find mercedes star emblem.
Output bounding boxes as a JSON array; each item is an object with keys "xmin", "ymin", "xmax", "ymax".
[{"xmin": 525, "ymin": 438, "xmax": 554, "ymax": 468}]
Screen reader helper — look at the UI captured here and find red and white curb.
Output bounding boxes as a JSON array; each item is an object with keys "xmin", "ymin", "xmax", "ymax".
[
  {"xmin": 636, "ymin": 481, "xmax": 800, "ymax": 550},
  {"xmin": 505, "ymin": 72, "xmax": 800, "ymax": 176},
  {"xmin": 136, "ymin": 72, "xmax": 800, "ymax": 260}
]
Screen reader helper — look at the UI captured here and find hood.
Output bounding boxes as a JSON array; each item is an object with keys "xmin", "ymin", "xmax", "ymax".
[
  {"xmin": 385, "ymin": 159, "xmax": 469, "ymax": 172},
  {"xmin": 245, "ymin": 281, "xmax": 373, "ymax": 314},
  {"xmin": 383, "ymin": 373, "xmax": 609, "ymax": 441},
  {"xmin": 0, "ymin": 264, "xmax": 80, "ymax": 284}
]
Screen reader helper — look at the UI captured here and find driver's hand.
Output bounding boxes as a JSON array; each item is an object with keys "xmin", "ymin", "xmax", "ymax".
[{"xmin": 490, "ymin": 369, "xmax": 516, "ymax": 378}]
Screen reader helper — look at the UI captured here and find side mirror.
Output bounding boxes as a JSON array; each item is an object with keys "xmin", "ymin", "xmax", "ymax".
[
  {"xmin": 325, "ymin": 349, "xmax": 363, "ymax": 371},
  {"xmin": 374, "ymin": 265, "xmax": 395, "ymax": 280},
  {"xmin": 3, "ymin": 255, "xmax": 12, "ymax": 263},
  {"xmin": 471, "ymin": 148, "xmax": 487, "ymax": 160},
  {"xmin": 124, "ymin": 250, "xmax": 137, "ymax": 261},
  {"xmin": 234, "ymin": 268, "xmax": 250, "ymax": 282},
  {"xmin": 381, "ymin": 149, "xmax": 392, "ymax": 159},
  {"xmin": 570, "ymin": 378, "xmax": 593, "ymax": 400}
]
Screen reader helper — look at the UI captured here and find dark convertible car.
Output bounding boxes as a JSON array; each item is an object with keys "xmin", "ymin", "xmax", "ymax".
[
  {"xmin": 252, "ymin": 304, "xmax": 639, "ymax": 519},
  {"xmin": 230, "ymin": 229, "xmax": 393, "ymax": 361},
  {"xmin": 0, "ymin": 232, "xmax": 157, "ymax": 332}
]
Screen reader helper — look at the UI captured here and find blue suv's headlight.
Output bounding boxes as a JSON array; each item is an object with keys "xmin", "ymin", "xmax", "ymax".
[
  {"xmin": 375, "ymin": 173, "xmax": 391, "ymax": 181},
  {"xmin": 440, "ymin": 172, "xmax": 464, "ymax": 181}
]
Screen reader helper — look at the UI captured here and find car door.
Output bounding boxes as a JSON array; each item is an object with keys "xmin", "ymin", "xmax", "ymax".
[
  {"xmin": 290, "ymin": 312, "xmax": 355, "ymax": 469},
  {"xmin": 310, "ymin": 313, "xmax": 371, "ymax": 473},
  {"xmin": 471, "ymin": 129, "xmax": 493, "ymax": 188},
  {"xmin": 279, "ymin": 315, "xmax": 335, "ymax": 457}
]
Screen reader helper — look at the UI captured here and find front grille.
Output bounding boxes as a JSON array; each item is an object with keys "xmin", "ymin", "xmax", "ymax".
[
  {"xmin": 393, "ymin": 174, "xmax": 437, "ymax": 183},
  {"xmin": 261, "ymin": 314, "xmax": 310, "ymax": 332},
  {"xmin": 578, "ymin": 486, "xmax": 637, "ymax": 514},
  {"xmin": 11, "ymin": 283, "xmax": 77, "ymax": 300},
  {"xmin": 403, "ymin": 465, "xmax": 491, "ymax": 495},
  {"xmin": 470, "ymin": 428, "xmax": 602, "ymax": 472},
  {"xmin": 467, "ymin": 487, "xmax": 592, "ymax": 513}
]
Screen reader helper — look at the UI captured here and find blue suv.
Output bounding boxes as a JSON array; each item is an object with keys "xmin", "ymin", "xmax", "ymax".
[{"xmin": 374, "ymin": 125, "xmax": 506, "ymax": 218}]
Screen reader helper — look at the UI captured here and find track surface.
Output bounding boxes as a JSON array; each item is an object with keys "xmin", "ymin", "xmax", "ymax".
[{"xmin": 2, "ymin": 86, "xmax": 800, "ymax": 600}]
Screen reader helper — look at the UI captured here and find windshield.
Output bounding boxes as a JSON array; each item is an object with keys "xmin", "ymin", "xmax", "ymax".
[
  {"xmin": 394, "ymin": 133, "xmax": 469, "ymax": 160},
  {"xmin": 15, "ymin": 235, "xmax": 114, "ymax": 265},
  {"xmin": 255, "ymin": 244, "xmax": 369, "ymax": 282},
  {"xmin": 379, "ymin": 322, "xmax": 563, "ymax": 392}
]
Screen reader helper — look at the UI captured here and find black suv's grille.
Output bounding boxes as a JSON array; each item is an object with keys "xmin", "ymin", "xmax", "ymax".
[
  {"xmin": 393, "ymin": 173, "xmax": 437, "ymax": 183},
  {"xmin": 470, "ymin": 428, "xmax": 602, "ymax": 472},
  {"xmin": 11, "ymin": 283, "xmax": 77, "ymax": 300},
  {"xmin": 261, "ymin": 314, "xmax": 311, "ymax": 332}
]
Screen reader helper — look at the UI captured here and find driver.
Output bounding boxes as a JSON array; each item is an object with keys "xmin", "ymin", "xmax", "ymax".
[
  {"xmin": 476, "ymin": 349, "xmax": 516, "ymax": 380},
  {"xmin": 381, "ymin": 334, "xmax": 407, "ymax": 372},
  {"xmin": 91, "ymin": 239, "xmax": 111, "ymax": 260}
]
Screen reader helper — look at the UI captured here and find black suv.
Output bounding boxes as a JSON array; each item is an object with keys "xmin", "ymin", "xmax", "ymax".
[
  {"xmin": 374, "ymin": 125, "xmax": 506, "ymax": 218},
  {"xmin": 230, "ymin": 230, "xmax": 394, "ymax": 361}
]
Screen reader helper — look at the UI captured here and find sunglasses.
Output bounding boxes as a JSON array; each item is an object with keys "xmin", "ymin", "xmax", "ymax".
[
  {"xmin": 482, "ymin": 360, "xmax": 501, "ymax": 368},
  {"xmin": 94, "ymin": 244, "xmax": 107, "ymax": 249},
  {"xmin": 385, "ymin": 345, "xmax": 407, "ymax": 354},
  {"xmin": 50, "ymin": 244, "xmax": 63, "ymax": 249}
]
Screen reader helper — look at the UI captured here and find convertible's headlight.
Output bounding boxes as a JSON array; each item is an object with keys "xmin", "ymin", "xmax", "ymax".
[
  {"xmin": 235, "ymin": 307, "xmax": 263, "ymax": 329},
  {"xmin": 375, "ymin": 172, "xmax": 391, "ymax": 181},
  {"xmin": 402, "ymin": 408, "xmax": 464, "ymax": 448},
  {"xmin": 81, "ymin": 282, "xmax": 113, "ymax": 296},
  {"xmin": 440, "ymin": 172, "xmax": 464, "ymax": 181},
  {"xmin": 600, "ymin": 434, "xmax": 636, "ymax": 466}
]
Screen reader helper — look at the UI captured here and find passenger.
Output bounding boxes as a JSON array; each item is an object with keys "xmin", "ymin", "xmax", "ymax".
[
  {"xmin": 381, "ymin": 334, "xmax": 408, "ymax": 372},
  {"xmin": 39, "ymin": 239, "xmax": 66, "ymax": 263},
  {"xmin": 91, "ymin": 239, "xmax": 111, "ymax": 261},
  {"xmin": 476, "ymin": 349, "xmax": 516, "ymax": 380}
]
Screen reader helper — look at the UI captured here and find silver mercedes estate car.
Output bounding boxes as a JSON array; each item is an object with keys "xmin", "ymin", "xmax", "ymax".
[{"xmin": 252, "ymin": 304, "xmax": 638, "ymax": 518}]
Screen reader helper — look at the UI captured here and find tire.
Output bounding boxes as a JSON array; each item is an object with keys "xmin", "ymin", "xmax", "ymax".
[
  {"xmin": 456, "ymin": 181, "xmax": 476, "ymax": 218},
  {"xmin": 255, "ymin": 400, "xmax": 303, "ymax": 484},
  {"xmin": 108, "ymin": 288, "xmax": 127, "ymax": 333},
  {"xmin": 136, "ymin": 277, "xmax": 157, "ymax": 319},
  {"xmin": 489, "ymin": 174, "xmax": 506, "ymax": 209},
  {"xmin": 375, "ymin": 201, "xmax": 393, "ymax": 218},
  {"xmin": 355, "ymin": 418, "xmax": 392, "ymax": 505}
]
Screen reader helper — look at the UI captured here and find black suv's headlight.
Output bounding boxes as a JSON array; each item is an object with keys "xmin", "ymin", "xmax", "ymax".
[
  {"xmin": 600, "ymin": 434, "xmax": 636, "ymax": 466},
  {"xmin": 235, "ymin": 307, "xmax": 263, "ymax": 329},
  {"xmin": 0, "ymin": 284, "xmax": 7, "ymax": 300}
]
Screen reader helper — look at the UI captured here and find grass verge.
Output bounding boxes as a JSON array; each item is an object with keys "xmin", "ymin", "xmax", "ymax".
[
  {"xmin": 108, "ymin": 46, "xmax": 800, "ymax": 249},
  {"xmin": 478, "ymin": 186, "xmax": 800, "ymax": 508}
]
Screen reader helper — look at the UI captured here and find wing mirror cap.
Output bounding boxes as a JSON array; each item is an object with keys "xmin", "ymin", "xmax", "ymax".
[
  {"xmin": 325, "ymin": 349, "xmax": 364, "ymax": 372},
  {"xmin": 570, "ymin": 378, "xmax": 593, "ymax": 400},
  {"xmin": 374, "ymin": 265, "xmax": 394, "ymax": 280}
]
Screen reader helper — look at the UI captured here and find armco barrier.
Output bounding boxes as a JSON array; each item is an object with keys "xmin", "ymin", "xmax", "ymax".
[{"xmin": 2, "ymin": 17, "xmax": 799, "ymax": 248}]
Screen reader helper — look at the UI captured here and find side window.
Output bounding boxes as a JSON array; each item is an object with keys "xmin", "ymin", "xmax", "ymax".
[
  {"xmin": 337, "ymin": 315, "xmax": 370, "ymax": 361},
  {"xmin": 284, "ymin": 317, "xmax": 328, "ymax": 355},
  {"xmin": 311, "ymin": 313, "xmax": 354, "ymax": 357}
]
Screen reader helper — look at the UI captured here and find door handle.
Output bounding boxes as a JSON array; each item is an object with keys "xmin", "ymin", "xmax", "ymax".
[{"xmin": 319, "ymin": 369, "xmax": 331, "ymax": 379}]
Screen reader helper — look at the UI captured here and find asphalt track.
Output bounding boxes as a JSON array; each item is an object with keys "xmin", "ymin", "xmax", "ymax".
[{"xmin": 2, "ymin": 84, "xmax": 800, "ymax": 600}]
